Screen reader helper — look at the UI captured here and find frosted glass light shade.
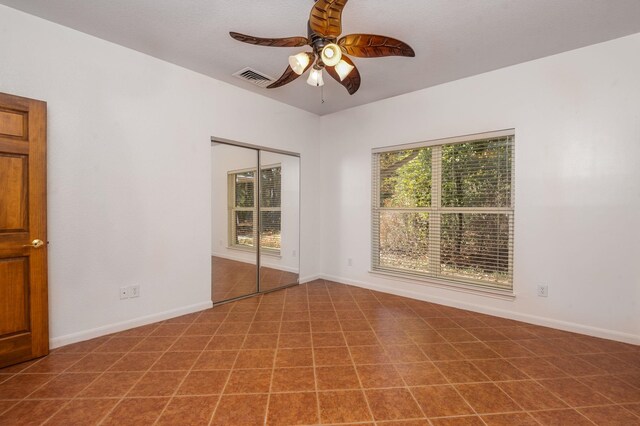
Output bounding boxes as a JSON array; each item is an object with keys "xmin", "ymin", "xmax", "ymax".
[
  {"xmin": 307, "ymin": 68, "xmax": 324, "ymax": 87},
  {"xmin": 288, "ymin": 52, "xmax": 310, "ymax": 75},
  {"xmin": 335, "ymin": 59, "xmax": 355, "ymax": 81},
  {"xmin": 321, "ymin": 43, "xmax": 342, "ymax": 66}
]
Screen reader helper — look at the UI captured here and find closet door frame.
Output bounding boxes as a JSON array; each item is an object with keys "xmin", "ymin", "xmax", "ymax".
[{"xmin": 211, "ymin": 137, "xmax": 300, "ymax": 304}]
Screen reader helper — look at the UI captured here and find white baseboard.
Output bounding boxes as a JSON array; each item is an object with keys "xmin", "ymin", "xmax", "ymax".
[
  {"xmin": 299, "ymin": 274, "xmax": 322, "ymax": 284},
  {"xmin": 49, "ymin": 276, "xmax": 639, "ymax": 348},
  {"xmin": 320, "ymin": 274, "xmax": 640, "ymax": 345},
  {"xmin": 50, "ymin": 301, "xmax": 213, "ymax": 349}
]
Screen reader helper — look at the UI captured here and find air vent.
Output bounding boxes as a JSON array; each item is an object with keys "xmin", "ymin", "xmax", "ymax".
[{"xmin": 233, "ymin": 67, "xmax": 275, "ymax": 88}]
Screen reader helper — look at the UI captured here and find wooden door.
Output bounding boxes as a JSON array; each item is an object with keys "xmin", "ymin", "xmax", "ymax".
[{"xmin": 0, "ymin": 92, "xmax": 48, "ymax": 368}]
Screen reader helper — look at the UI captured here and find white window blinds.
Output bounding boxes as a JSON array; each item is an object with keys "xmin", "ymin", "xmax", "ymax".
[
  {"xmin": 228, "ymin": 165, "xmax": 282, "ymax": 253},
  {"xmin": 259, "ymin": 166, "xmax": 282, "ymax": 251},
  {"xmin": 372, "ymin": 131, "xmax": 514, "ymax": 291}
]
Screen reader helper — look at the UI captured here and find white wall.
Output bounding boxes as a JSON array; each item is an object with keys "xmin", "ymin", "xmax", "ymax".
[
  {"xmin": 210, "ymin": 145, "xmax": 300, "ymax": 272},
  {"xmin": 319, "ymin": 33, "xmax": 640, "ymax": 344},
  {"xmin": 0, "ymin": 5, "xmax": 320, "ymax": 347},
  {"xmin": 2, "ymin": 4, "xmax": 638, "ymax": 347}
]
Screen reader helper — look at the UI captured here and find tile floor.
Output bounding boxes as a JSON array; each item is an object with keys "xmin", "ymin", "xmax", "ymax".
[{"xmin": 1, "ymin": 280, "xmax": 639, "ymax": 425}]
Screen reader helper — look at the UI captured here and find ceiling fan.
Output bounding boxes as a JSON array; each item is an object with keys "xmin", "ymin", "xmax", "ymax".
[{"xmin": 229, "ymin": 0, "xmax": 415, "ymax": 95}]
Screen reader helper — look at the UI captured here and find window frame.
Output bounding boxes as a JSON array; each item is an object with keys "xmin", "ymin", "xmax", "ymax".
[
  {"xmin": 371, "ymin": 130, "xmax": 515, "ymax": 296},
  {"xmin": 228, "ymin": 163, "xmax": 282, "ymax": 255}
]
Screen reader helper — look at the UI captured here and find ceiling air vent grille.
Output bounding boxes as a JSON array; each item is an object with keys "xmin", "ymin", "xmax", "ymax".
[{"xmin": 233, "ymin": 67, "xmax": 275, "ymax": 88}]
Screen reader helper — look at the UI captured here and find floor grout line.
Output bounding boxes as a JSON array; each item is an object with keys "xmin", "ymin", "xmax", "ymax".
[
  {"xmin": 207, "ymin": 297, "xmax": 258, "ymax": 426},
  {"xmin": 372, "ymin": 288, "xmax": 466, "ymax": 425},
  {"xmin": 93, "ymin": 316, "xmax": 197, "ymax": 425},
  {"xmin": 151, "ymin": 309, "xmax": 220, "ymax": 425},
  {"xmin": 264, "ymin": 290, "xmax": 286, "ymax": 426},
  {"xmin": 29, "ymin": 332, "xmax": 139, "ymax": 425},
  {"xmin": 1, "ymin": 279, "xmax": 639, "ymax": 425},
  {"xmin": 328, "ymin": 280, "xmax": 377, "ymax": 425}
]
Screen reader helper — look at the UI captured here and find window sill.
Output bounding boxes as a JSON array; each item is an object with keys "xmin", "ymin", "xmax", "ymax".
[
  {"xmin": 227, "ymin": 245, "xmax": 281, "ymax": 258},
  {"xmin": 368, "ymin": 269, "xmax": 516, "ymax": 301}
]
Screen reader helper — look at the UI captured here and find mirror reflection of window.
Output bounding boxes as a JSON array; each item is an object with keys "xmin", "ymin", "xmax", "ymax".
[
  {"xmin": 212, "ymin": 142, "xmax": 259, "ymax": 303},
  {"xmin": 260, "ymin": 166, "xmax": 282, "ymax": 252},
  {"xmin": 233, "ymin": 171, "xmax": 255, "ymax": 248},
  {"xmin": 228, "ymin": 165, "xmax": 281, "ymax": 254}
]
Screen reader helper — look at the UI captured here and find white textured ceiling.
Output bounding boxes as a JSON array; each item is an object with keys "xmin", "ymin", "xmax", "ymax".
[{"xmin": 2, "ymin": 0, "xmax": 640, "ymax": 115}]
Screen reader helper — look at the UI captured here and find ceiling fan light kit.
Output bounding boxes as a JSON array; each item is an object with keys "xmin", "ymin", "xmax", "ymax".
[
  {"xmin": 335, "ymin": 59, "xmax": 355, "ymax": 81},
  {"xmin": 320, "ymin": 43, "xmax": 342, "ymax": 66},
  {"xmin": 230, "ymin": 0, "xmax": 415, "ymax": 95},
  {"xmin": 289, "ymin": 52, "xmax": 311, "ymax": 75},
  {"xmin": 307, "ymin": 68, "xmax": 325, "ymax": 87}
]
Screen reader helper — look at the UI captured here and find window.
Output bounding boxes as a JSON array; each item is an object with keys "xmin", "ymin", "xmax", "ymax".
[
  {"xmin": 228, "ymin": 165, "xmax": 281, "ymax": 253},
  {"xmin": 259, "ymin": 166, "xmax": 282, "ymax": 252},
  {"xmin": 372, "ymin": 131, "xmax": 514, "ymax": 291}
]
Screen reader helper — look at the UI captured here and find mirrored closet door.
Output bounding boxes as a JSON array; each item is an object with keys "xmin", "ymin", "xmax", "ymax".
[
  {"xmin": 259, "ymin": 151, "xmax": 300, "ymax": 292},
  {"xmin": 211, "ymin": 139, "xmax": 300, "ymax": 304}
]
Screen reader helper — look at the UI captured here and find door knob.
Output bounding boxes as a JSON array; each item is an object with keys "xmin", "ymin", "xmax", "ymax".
[{"xmin": 23, "ymin": 239, "xmax": 44, "ymax": 249}]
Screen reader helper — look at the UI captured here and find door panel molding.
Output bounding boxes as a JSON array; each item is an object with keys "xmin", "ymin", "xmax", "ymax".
[{"xmin": 0, "ymin": 92, "xmax": 48, "ymax": 368}]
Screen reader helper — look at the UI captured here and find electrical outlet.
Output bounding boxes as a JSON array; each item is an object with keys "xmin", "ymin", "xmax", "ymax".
[
  {"xmin": 292, "ymin": 250, "xmax": 296, "ymax": 257},
  {"xmin": 537, "ymin": 285, "xmax": 548, "ymax": 297},
  {"xmin": 129, "ymin": 285, "xmax": 140, "ymax": 298},
  {"xmin": 348, "ymin": 258, "xmax": 353, "ymax": 266},
  {"xmin": 121, "ymin": 285, "xmax": 140, "ymax": 299}
]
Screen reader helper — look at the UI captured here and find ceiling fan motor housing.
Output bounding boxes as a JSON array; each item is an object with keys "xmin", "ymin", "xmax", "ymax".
[{"xmin": 308, "ymin": 21, "xmax": 337, "ymax": 67}]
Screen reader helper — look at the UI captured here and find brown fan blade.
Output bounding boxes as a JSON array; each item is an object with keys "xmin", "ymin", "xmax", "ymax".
[
  {"xmin": 309, "ymin": 0, "xmax": 348, "ymax": 38},
  {"xmin": 326, "ymin": 56, "xmax": 361, "ymax": 95},
  {"xmin": 267, "ymin": 53, "xmax": 315, "ymax": 89},
  {"xmin": 338, "ymin": 34, "xmax": 415, "ymax": 57},
  {"xmin": 229, "ymin": 32, "xmax": 308, "ymax": 47}
]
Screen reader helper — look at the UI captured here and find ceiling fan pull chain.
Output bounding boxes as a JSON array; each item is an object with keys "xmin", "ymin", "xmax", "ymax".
[{"xmin": 321, "ymin": 84, "xmax": 325, "ymax": 103}]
